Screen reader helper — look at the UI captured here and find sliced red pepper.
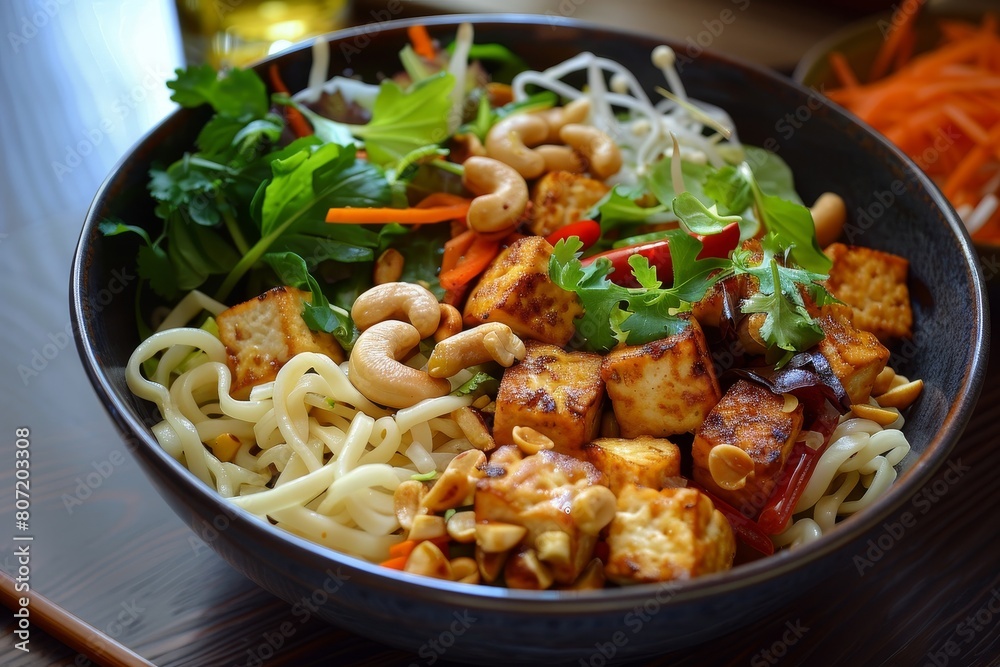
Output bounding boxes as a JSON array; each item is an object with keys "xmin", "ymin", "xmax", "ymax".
[
  {"xmin": 545, "ymin": 219, "xmax": 602, "ymax": 250},
  {"xmin": 689, "ymin": 482, "xmax": 775, "ymax": 556},
  {"xmin": 757, "ymin": 398, "xmax": 842, "ymax": 535},
  {"xmin": 582, "ymin": 221, "xmax": 740, "ymax": 287}
]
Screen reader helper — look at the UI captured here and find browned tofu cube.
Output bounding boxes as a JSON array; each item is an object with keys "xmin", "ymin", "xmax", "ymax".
[
  {"xmin": 583, "ymin": 436, "xmax": 681, "ymax": 495},
  {"xmin": 493, "ymin": 341, "xmax": 604, "ymax": 456},
  {"xmin": 529, "ymin": 170, "xmax": 610, "ymax": 237},
  {"xmin": 475, "ymin": 445, "xmax": 608, "ymax": 585},
  {"xmin": 824, "ymin": 242, "xmax": 912, "ymax": 341},
  {"xmin": 605, "ymin": 485, "xmax": 735, "ymax": 585},
  {"xmin": 815, "ymin": 303, "xmax": 891, "ymax": 405},
  {"xmin": 600, "ymin": 317, "xmax": 721, "ymax": 437},
  {"xmin": 463, "ymin": 236, "xmax": 582, "ymax": 346},
  {"xmin": 691, "ymin": 380, "xmax": 804, "ymax": 517},
  {"xmin": 217, "ymin": 286, "xmax": 344, "ymax": 399}
]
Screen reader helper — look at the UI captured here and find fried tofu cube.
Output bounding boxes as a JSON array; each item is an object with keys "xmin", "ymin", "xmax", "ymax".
[
  {"xmin": 600, "ymin": 317, "xmax": 721, "ymax": 437},
  {"xmin": 691, "ymin": 380, "xmax": 804, "ymax": 516},
  {"xmin": 824, "ymin": 243, "xmax": 912, "ymax": 341},
  {"xmin": 815, "ymin": 303, "xmax": 891, "ymax": 405},
  {"xmin": 583, "ymin": 437, "xmax": 681, "ymax": 495},
  {"xmin": 493, "ymin": 341, "xmax": 604, "ymax": 456},
  {"xmin": 463, "ymin": 236, "xmax": 582, "ymax": 346},
  {"xmin": 217, "ymin": 286, "xmax": 344, "ymax": 399},
  {"xmin": 529, "ymin": 170, "xmax": 610, "ymax": 237},
  {"xmin": 605, "ymin": 485, "xmax": 735, "ymax": 584},
  {"xmin": 476, "ymin": 445, "xmax": 608, "ymax": 585}
]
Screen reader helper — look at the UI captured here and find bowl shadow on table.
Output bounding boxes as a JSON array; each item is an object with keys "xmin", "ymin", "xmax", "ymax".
[{"xmin": 71, "ymin": 15, "xmax": 989, "ymax": 665}]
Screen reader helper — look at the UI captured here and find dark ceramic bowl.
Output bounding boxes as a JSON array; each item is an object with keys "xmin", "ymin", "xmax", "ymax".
[{"xmin": 72, "ymin": 14, "xmax": 989, "ymax": 664}]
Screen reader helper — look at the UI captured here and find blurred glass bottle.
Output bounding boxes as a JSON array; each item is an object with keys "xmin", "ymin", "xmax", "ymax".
[{"xmin": 175, "ymin": 0, "xmax": 351, "ymax": 67}]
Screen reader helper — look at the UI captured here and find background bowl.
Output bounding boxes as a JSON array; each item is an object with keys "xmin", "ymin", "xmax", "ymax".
[
  {"xmin": 72, "ymin": 14, "xmax": 989, "ymax": 664},
  {"xmin": 793, "ymin": 7, "xmax": 1000, "ymax": 275}
]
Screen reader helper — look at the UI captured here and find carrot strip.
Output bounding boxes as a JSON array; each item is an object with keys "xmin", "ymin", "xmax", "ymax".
[
  {"xmin": 869, "ymin": 1, "xmax": 921, "ymax": 81},
  {"xmin": 388, "ymin": 540, "xmax": 418, "ymax": 560},
  {"xmin": 943, "ymin": 124, "xmax": 1000, "ymax": 199},
  {"xmin": 828, "ymin": 51, "xmax": 859, "ymax": 89},
  {"xmin": 326, "ymin": 204, "xmax": 470, "ymax": 224},
  {"xmin": 408, "ymin": 25, "xmax": 437, "ymax": 60},
  {"xmin": 379, "ymin": 555, "xmax": 409, "ymax": 570},
  {"xmin": 439, "ymin": 235, "xmax": 501, "ymax": 291},
  {"xmin": 441, "ymin": 229, "xmax": 477, "ymax": 275},
  {"xmin": 268, "ymin": 64, "xmax": 313, "ymax": 138},
  {"xmin": 942, "ymin": 104, "xmax": 991, "ymax": 145}
]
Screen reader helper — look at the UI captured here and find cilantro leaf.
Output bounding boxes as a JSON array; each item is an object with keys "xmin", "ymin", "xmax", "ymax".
[
  {"xmin": 549, "ymin": 238, "xmax": 693, "ymax": 352},
  {"xmin": 452, "ymin": 372, "xmax": 498, "ymax": 397},
  {"xmin": 590, "ymin": 185, "xmax": 672, "ymax": 232},
  {"xmin": 741, "ymin": 259, "xmax": 825, "ymax": 358},
  {"xmin": 167, "ymin": 65, "xmax": 268, "ymax": 120}
]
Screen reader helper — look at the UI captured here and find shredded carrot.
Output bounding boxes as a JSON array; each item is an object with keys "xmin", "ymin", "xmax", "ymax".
[
  {"xmin": 268, "ymin": 64, "xmax": 313, "ymax": 139},
  {"xmin": 379, "ymin": 555, "xmax": 409, "ymax": 570},
  {"xmin": 439, "ymin": 235, "xmax": 501, "ymax": 291},
  {"xmin": 441, "ymin": 229, "xmax": 477, "ymax": 275},
  {"xmin": 408, "ymin": 25, "xmax": 437, "ymax": 60},
  {"xmin": 828, "ymin": 51, "xmax": 859, "ymax": 89},
  {"xmin": 825, "ymin": 12, "xmax": 1000, "ymax": 243},
  {"xmin": 325, "ymin": 203, "xmax": 470, "ymax": 224},
  {"xmin": 869, "ymin": 1, "xmax": 923, "ymax": 81},
  {"xmin": 388, "ymin": 540, "xmax": 418, "ymax": 560}
]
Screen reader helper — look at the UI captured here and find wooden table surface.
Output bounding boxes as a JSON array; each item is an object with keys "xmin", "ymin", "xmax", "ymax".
[{"xmin": 1, "ymin": 1, "xmax": 998, "ymax": 665}]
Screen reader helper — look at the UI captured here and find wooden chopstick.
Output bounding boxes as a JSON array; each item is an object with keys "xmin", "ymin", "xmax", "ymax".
[{"xmin": 0, "ymin": 569, "xmax": 155, "ymax": 667}]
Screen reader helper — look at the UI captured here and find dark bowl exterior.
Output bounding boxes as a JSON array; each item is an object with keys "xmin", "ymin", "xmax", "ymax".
[{"xmin": 71, "ymin": 14, "xmax": 989, "ymax": 663}]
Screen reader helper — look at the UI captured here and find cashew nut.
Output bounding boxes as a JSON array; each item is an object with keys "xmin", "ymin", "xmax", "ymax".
[
  {"xmin": 850, "ymin": 403, "xmax": 899, "ymax": 426},
  {"xmin": 476, "ymin": 521, "xmax": 527, "ymax": 553},
  {"xmin": 475, "ymin": 545, "xmax": 508, "ymax": 583},
  {"xmin": 511, "ymin": 425, "xmax": 554, "ymax": 455},
  {"xmin": 408, "ymin": 514, "xmax": 447, "ymax": 541},
  {"xmin": 811, "ymin": 192, "xmax": 847, "ymax": 247},
  {"xmin": 427, "ymin": 322, "xmax": 526, "ymax": 378},
  {"xmin": 421, "ymin": 449, "xmax": 486, "ymax": 512},
  {"xmin": 535, "ymin": 144, "xmax": 585, "ymax": 174},
  {"xmin": 485, "ymin": 113, "xmax": 549, "ymax": 178},
  {"xmin": 451, "ymin": 406, "xmax": 496, "ymax": 451},
  {"xmin": 504, "ymin": 547, "xmax": 554, "ymax": 590},
  {"xmin": 351, "ymin": 282, "xmax": 441, "ymax": 339},
  {"xmin": 570, "ymin": 485, "xmax": 617, "ymax": 535},
  {"xmin": 393, "ymin": 479, "xmax": 428, "ymax": 531},
  {"xmin": 404, "ymin": 540, "xmax": 452, "ymax": 579},
  {"xmin": 462, "ymin": 156, "xmax": 529, "ymax": 234},
  {"xmin": 535, "ymin": 530, "xmax": 571, "ymax": 567},
  {"xmin": 535, "ymin": 97, "xmax": 591, "ymax": 142},
  {"xmin": 708, "ymin": 444, "xmax": 755, "ymax": 491},
  {"xmin": 373, "ymin": 248, "xmax": 404, "ymax": 285},
  {"xmin": 453, "ymin": 132, "xmax": 487, "ymax": 161},
  {"xmin": 559, "ymin": 124, "xmax": 623, "ymax": 180},
  {"xmin": 446, "ymin": 510, "xmax": 477, "ymax": 543},
  {"xmin": 348, "ymin": 321, "xmax": 451, "ymax": 409},
  {"xmin": 450, "ymin": 556, "xmax": 480, "ymax": 584},
  {"xmin": 433, "ymin": 303, "xmax": 463, "ymax": 343},
  {"xmin": 874, "ymin": 378, "xmax": 923, "ymax": 410},
  {"xmin": 564, "ymin": 558, "xmax": 605, "ymax": 590}
]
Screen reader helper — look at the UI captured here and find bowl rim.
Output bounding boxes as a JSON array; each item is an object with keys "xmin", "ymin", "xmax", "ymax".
[{"xmin": 71, "ymin": 12, "xmax": 991, "ymax": 611}]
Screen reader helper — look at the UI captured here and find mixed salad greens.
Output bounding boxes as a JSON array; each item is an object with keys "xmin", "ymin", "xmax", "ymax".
[{"xmin": 103, "ymin": 24, "xmax": 838, "ymax": 366}]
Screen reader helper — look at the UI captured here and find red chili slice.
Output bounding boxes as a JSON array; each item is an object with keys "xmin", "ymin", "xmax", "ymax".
[
  {"xmin": 582, "ymin": 221, "xmax": 741, "ymax": 287},
  {"xmin": 545, "ymin": 219, "xmax": 602, "ymax": 250}
]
